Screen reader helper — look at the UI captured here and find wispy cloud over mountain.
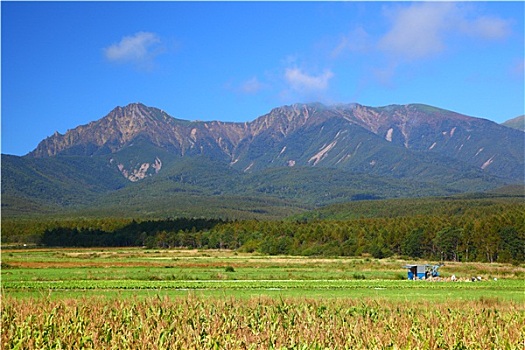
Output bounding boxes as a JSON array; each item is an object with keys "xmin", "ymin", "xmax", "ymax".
[
  {"xmin": 104, "ymin": 32, "xmax": 163, "ymax": 70},
  {"xmin": 377, "ymin": 3, "xmax": 512, "ymax": 61},
  {"xmin": 284, "ymin": 68, "xmax": 333, "ymax": 92}
]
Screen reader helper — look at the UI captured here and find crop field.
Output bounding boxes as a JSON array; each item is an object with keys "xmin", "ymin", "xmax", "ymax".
[{"xmin": 2, "ymin": 248, "xmax": 525, "ymax": 348}]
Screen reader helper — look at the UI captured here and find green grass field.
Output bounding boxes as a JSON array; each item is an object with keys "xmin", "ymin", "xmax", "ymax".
[
  {"xmin": 2, "ymin": 247, "xmax": 524, "ymax": 301},
  {"xmin": 2, "ymin": 248, "xmax": 524, "ymax": 349}
]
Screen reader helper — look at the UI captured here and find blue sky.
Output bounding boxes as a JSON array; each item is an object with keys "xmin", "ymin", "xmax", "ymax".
[{"xmin": 2, "ymin": 1, "xmax": 524, "ymax": 156}]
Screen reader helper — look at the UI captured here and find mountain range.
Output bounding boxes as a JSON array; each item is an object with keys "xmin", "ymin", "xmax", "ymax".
[{"xmin": 2, "ymin": 102, "xmax": 523, "ymax": 219}]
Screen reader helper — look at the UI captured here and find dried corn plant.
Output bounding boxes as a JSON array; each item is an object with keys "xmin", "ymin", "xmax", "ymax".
[{"xmin": 3, "ymin": 295, "xmax": 524, "ymax": 349}]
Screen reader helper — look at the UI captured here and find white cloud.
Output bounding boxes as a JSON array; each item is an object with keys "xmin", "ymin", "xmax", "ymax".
[
  {"xmin": 460, "ymin": 16, "xmax": 511, "ymax": 40},
  {"xmin": 104, "ymin": 32, "xmax": 162, "ymax": 68},
  {"xmin": 377, "ymin": 3, "xmax": 512, "ymax": 61},
  {"xmin": 284, "ymin": 68, "xmax": 333, "ymax": 92},
  {"xmin": 378, "ymin": 2, "xmax": 454, "ymax": 60}
]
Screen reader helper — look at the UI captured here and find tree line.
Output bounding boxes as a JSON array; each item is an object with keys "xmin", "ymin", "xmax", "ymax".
[
  {"xmin": 4, "ymin": 198, "xmax": 524, "ymax": 264},
  {"xmin": 39, "ymin": 218, "xmax": 225, "ymax": 248},
  {"xmin": 27, "ymin": 206, "xmax": 524, "ymax": 263}
]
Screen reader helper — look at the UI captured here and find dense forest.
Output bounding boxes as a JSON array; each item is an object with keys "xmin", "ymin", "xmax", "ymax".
[{"xmin": 3, "ymin": 196, "xmax": 524, "ymax": 263}]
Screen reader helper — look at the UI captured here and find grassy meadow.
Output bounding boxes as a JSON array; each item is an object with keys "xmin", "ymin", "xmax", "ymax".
[{"xmin": 2, "ymin": 247, "xmax": 525, "ymax": 348}]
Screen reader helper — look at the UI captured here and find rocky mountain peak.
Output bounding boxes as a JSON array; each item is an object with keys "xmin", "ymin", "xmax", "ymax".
[
  {"xmin": 25, "ymin": 102, "xmax": 524, "ymax": 183},
  {"xmin": 248, "ymin": 103, "xmax": 327, "ymax": 138},
  {"xmin": 106, "ymin": 102, "xmax": 170, "ymax": 123}
]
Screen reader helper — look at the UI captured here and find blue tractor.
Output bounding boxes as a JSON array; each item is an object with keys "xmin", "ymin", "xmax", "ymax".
[{"xmin": 403, "ymin": 264, "xmax": 443, "ymax": 280}]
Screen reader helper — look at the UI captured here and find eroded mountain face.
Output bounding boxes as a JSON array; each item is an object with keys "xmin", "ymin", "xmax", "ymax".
[{"xmin": 28, "ymin": 102, "xmax": 524, "ymax": 182}]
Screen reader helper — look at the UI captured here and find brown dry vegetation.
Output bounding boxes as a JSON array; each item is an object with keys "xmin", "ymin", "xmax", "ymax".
[{"xmin": 3, "ymin": 295, "xmax": 524, "ymax": 349}]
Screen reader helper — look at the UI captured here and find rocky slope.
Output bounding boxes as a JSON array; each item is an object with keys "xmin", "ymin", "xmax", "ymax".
[{"xmin": 28, "ymin": 102, "xmax": 524, "ymax": 182}]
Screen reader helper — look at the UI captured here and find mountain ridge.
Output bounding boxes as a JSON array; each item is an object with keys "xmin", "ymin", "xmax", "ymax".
[
  {"xmin": 27, "ymin": 102, "xmax": 524, "ymax": 181},
  {"xmin": 3, "ymin": 101, "xmax": 523, "ymax": 218},
  {"xmin": 30, "ymin": 102, "xmax": 482, "ymax": 156}
]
